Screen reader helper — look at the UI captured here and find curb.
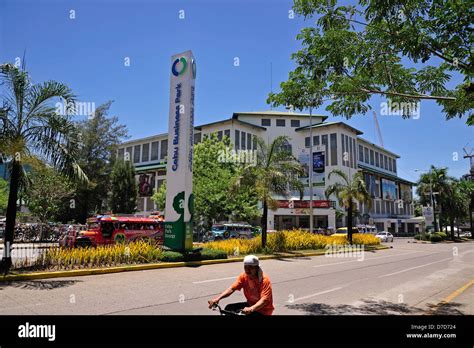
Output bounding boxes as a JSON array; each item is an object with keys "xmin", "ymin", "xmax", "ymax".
[{"xmin": 0, "ymin": 245, "xmax": 388, "ymax": 282}]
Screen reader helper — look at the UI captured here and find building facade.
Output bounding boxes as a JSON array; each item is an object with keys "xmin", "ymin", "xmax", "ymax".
[{"xmin": 118, "ymin": 111, "xmax": 419, "ymax": 235}]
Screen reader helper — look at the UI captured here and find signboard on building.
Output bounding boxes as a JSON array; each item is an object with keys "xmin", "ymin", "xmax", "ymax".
[
  {"xmin": 277, "ymin": 200, "xmax": 331, "ymax": 208},
  {"xmin": 381, "ymin": 178, "xmax": 397, "ymax": 200},
  {"xmin": 164, "ymin": 50, "xmax": 196, "ymax": 251}
]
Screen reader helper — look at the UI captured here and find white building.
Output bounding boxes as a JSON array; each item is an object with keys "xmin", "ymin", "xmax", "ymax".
[{"xmin": 118, "ymin": 111, "xmax": 419, "ymax": 235}]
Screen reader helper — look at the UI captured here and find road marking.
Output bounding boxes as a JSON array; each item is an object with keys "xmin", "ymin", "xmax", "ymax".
[
  {"xmin": 312, "ymin": 251, "xmax": 421, "ymax": 268},
  {"xmin": 442, "ymin": 279, "xmax": 474, "ymax": 304},
  {"xmin": 290, "ymin": 287, "xmax": 343, "ymax": 302},
  {"xmin": 379, "ymin": 257, "xmax": 452, "ymax": 278},
  {"xmin": 193, "ymin": 276, "xmax": 237, "ymax": 284}
]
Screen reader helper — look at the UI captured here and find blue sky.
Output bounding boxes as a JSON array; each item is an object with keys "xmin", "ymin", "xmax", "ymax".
[{"xmin": 1, "ymin": 0, "xmax": 472, "ymax": 182}]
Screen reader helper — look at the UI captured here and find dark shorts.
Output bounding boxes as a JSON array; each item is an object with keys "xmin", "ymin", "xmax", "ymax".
[{"xmin": 224, "ymin": 302, "xmax": 263, "ymax": 316}]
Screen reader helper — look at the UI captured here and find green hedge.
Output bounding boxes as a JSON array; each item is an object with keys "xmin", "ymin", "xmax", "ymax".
[{"xmin": 160, "ymin": 248, "xmax": 227, "ymax": 262}]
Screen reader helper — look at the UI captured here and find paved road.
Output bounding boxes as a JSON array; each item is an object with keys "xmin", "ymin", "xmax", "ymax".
[{"xmin": 0, "ymin": 239, "xmax": 472, "ymax": 315}]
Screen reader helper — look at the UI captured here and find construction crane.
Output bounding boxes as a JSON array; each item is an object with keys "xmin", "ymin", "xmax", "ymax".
[{"xmin": 372, "ymin": 111, "xmax": 384, "ymax": 148}]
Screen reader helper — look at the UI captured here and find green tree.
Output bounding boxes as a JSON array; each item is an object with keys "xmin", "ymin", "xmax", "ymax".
[
  {"xmin": 109, "ymin": 160, "xmax": 137, "ymax": 214},
  {"xmin": 152, "ymin": 135, "xmax": 260, "ymax": 228},
  {"xmin": 325, "ymin": 169, "xmax": 371, "ymax": 244},
  {"xmin": 455, "ymin": 179, "xmax": 474, "ymax": 239},
  {"xmin": 235, "ymin": 136, "xmax": 304, "ymax": 248},
  {"xmin": 25, "ymin": 164, "xmax": 74, "ymax": 223},
  {"xmin": 0, "ymin": 63, "xmax": 87, "ymax": 273},
  {"xmin": 63, "ymin": 101, "xmax": 128, "ymax": 222},
  {"xmin": 416, "ymin": 166, "xmax": 454, "ymax": 232},
  {"xmin": 151, "ymin": 180, "xmax": 166, "ymax": 212},
  {"xmin": 268, "ymin": 0, "xmax": 473, "ymax": 124},
  {"xmin": 193, "ymin": 134, "xmax": 260, "ymax": 228},
  {"xmin": 0, "ymin": 178, "xmax": 8, "ymax": 214}
]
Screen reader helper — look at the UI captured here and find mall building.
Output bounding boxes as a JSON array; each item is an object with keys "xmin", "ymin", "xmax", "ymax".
[{"xmin": 118, "ymin": 111, "xmax": 420, "ymax": 235}]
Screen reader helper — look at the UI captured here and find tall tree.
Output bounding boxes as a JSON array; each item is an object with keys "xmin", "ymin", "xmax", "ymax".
[
  {"xmin": 25, "ymin": 164, "xmax": 74, "ymax": 223},
  {"xmin": 64, "ymin": 101, "xmax": 128, "ymax": 222},
  {"xmin": 234, "ymin": 136, "xmax": 304, "ymax": 248},
  {"xmin": 416, "ymin": 166, "xmax": 454, "ymax": 232},
  {"xmin": 268, "ymin": 0, "xmax": 473, "ymax": 124},
  {"xmin": 0, "ymin": 63, "xmax": 87, "ymax": 273},
  {"xmin": 325, "ymin": 169, "xmax": 371, "ymax": 244},
  {"xmin": 109, "ymin": 160, "xmax": 137, "ymax": 214}
]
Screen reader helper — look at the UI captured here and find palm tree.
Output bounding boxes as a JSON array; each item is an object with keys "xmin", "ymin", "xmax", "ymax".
[
  {"xmin": 416, "ymin": 166, "xmax": 454, "ymax": 232},
  {"xmin": 457, "ymin": 179, "xmax": 474, "ymax": 239},
  {"xmin": 0, "ymin": 63, "xmax": 87, "ymax": 273},
  {"xmin": 325, "ymin": 170, "xmax": 371, "ymax": 244},
  {"xmin": 234, "ymin": 136, "xmax": 304, "ymax": 248}
]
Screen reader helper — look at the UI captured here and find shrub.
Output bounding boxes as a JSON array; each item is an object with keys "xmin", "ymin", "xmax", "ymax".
[
  {"xmin": 160, "ymin": 251, "xmax": 184, "ymax": 262},
  {"xmin": 200, "ymin": 248, "xmax": 227, "ymax": 260},
  {"xmin": 35, "ymin": 240, "xmax": 163, "ymax": 270},
  {"xmin": 429, "ymin": 233, "xmax": 443, "ymax": 242},
  {"xmin": 205, "ymin": 230, "xmax": 380, "ymax": 255},
  {"xmin": 436, "ymin": 232, "xmax": 447, "ymax": 240}
]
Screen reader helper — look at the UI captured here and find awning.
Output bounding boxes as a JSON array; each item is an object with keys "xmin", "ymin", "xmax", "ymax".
[
  {"xmin": 358, "ymin": 164, "xmax": 416, "ymax": 185},
  {"xmin": 135, "ymin": 163, "xmax": 167, "ymax": 172}
]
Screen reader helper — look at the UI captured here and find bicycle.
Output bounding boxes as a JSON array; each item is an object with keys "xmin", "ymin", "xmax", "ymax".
[{"xmin": 210, "ymin": 303, "xmax": 245, "ymax": 316}]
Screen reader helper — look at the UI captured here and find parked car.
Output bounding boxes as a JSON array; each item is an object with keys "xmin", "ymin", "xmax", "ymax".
[
  {"xmin": 332, "ymin": 227, "xmax": 359, "ymax": 236},
  {"xmin": 375, "ymin": 231, "xmax": 394, "ymax": 242}
]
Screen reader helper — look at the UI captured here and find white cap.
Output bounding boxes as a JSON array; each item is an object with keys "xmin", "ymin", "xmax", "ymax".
[{"xmin": 243, "ymin": 255, "xmax": 259, "ymax": 266}]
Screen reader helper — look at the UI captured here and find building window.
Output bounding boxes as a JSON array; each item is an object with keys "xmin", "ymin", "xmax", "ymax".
[
  {"xmin": 381, "ymin": 200, "xmax": 385, "ymax": 214},
  {"xmin": 346, "ymin": 136, "xmax": 354, "ymax": 168},
  {"xmin": 291, "ymin": 119, "xmax": 300, "ymax": 127},
  {"xmin": 321, "ymin": 135, "xmax": 328, "ymax": 167},
  {"xmin": 313, "ymin": 135, "xmax": 320, "ymax": 146},
  {"xmin": 330, "ymin": 133, "xmax": 337, "ymax": 166},
  {"xmin": 194, "ymin": 133, "xmax": 202, "ymax": 145},
  {"xmin": 376, "ymin": 200, "xmax": 381, "ymax": 214},
  {"xmin": 224, "ymin": 129, "xmax": 230, "ymax": 139},
  {"xmin": 160, "ymin": 140, "xmax": 168, "ymax": 160},
  {"xmin": 393, "ymin": 159, "xmax": 397, "ymax": 173},
  {"xmin": 235, "ymin": 130, "xmax": 240, "ymax": 149},
  {"xmin": 276, "ymin": 119, "xmax": 285, "ymax": 127},
  {"xmin": 252, "ymin": 135, "xmax": 257, "ymax": 150},
  {"xmin": 125, "ymin": 146, "xmax": 132, "ymax": 161},
  {"xmin": 352, "ymin": 138, "xmax": 356, "ymax": 167},
  {"xmin": 247, "ymin": 133, "xmax": 252, "ymax": 150},
  {"xmin": 151, "ymin": 142, "xmax": 159, "ymax": 161},
  {"xmin": 358, "ymin": 144, "xmax": 363, "ymax": 163},
  {"xmin": 142, "ymin": 143, "xmax": 150, "ymax": 162},
  {"xmin": 118, "ymin": 148, "xmax": 124, "ymax": 160},
  {"xmin": 341, "ymin": 135, "xmax": 346, "ymax": 166},
  {"xmin": 364, "ymin": 147, "xmax": 369, "ymax": 164},
  {"xmin": 305, "ymin": 137, "xmax": 310, "ymax": 148},
  {"xmin": 133, "ymin": 145, "xmax": 141, "ymax": 163},
  {"xmin": 217, "ymin": 131, "xmax": 223, "ymax": 141},
  {"xmin": 388, "ymin": 157, "xmax": 393, "ymax": 172},
  {"xmin": 375, "ymin": 152, "xmax": 379, "ymax": 167},
  {"xmin": 384, "ymin": 155, "xmax": 388, "ymax": 170},
  {"xmin": 241, "ymin": 131, "xmax": 246, "ymax": 150},
  {"xmin": 370, "ymin": 149, "xmax": 374, "ymax": 166},
  {"xmin": 262, "ymin": 119, "xmax": 271, "ymax": 126}
]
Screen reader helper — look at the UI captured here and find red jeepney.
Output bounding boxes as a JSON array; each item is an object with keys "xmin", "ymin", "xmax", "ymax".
[{"xmin": 73, "ymin": 215, "xmax": 164, "ymax": 247}]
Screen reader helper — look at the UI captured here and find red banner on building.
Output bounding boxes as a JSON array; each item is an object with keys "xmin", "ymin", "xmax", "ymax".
[{"xmin": 277, "ymin": 200, "xmax": 331, "ymax": 208}]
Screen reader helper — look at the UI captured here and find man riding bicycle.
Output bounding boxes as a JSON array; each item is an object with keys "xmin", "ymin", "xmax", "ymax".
[{"xmin": 208, "ymin": 255, "xmax": 274, "ymax": 315}]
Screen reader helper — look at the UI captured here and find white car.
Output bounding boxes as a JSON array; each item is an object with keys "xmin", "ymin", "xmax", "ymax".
[{"xmin": 375, "ymin": 231, "xmax": 394, "ymax": 242}]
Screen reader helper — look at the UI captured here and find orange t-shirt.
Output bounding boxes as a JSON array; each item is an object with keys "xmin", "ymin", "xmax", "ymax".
[{"xmin": 231, "ymin": 272, "xmax": 274, "ymax": 315}]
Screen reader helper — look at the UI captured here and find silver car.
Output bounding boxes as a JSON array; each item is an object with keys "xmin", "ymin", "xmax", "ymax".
[{"xmin": 375, "ymin": 231, "xmax": 394, "ymax": 242}]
